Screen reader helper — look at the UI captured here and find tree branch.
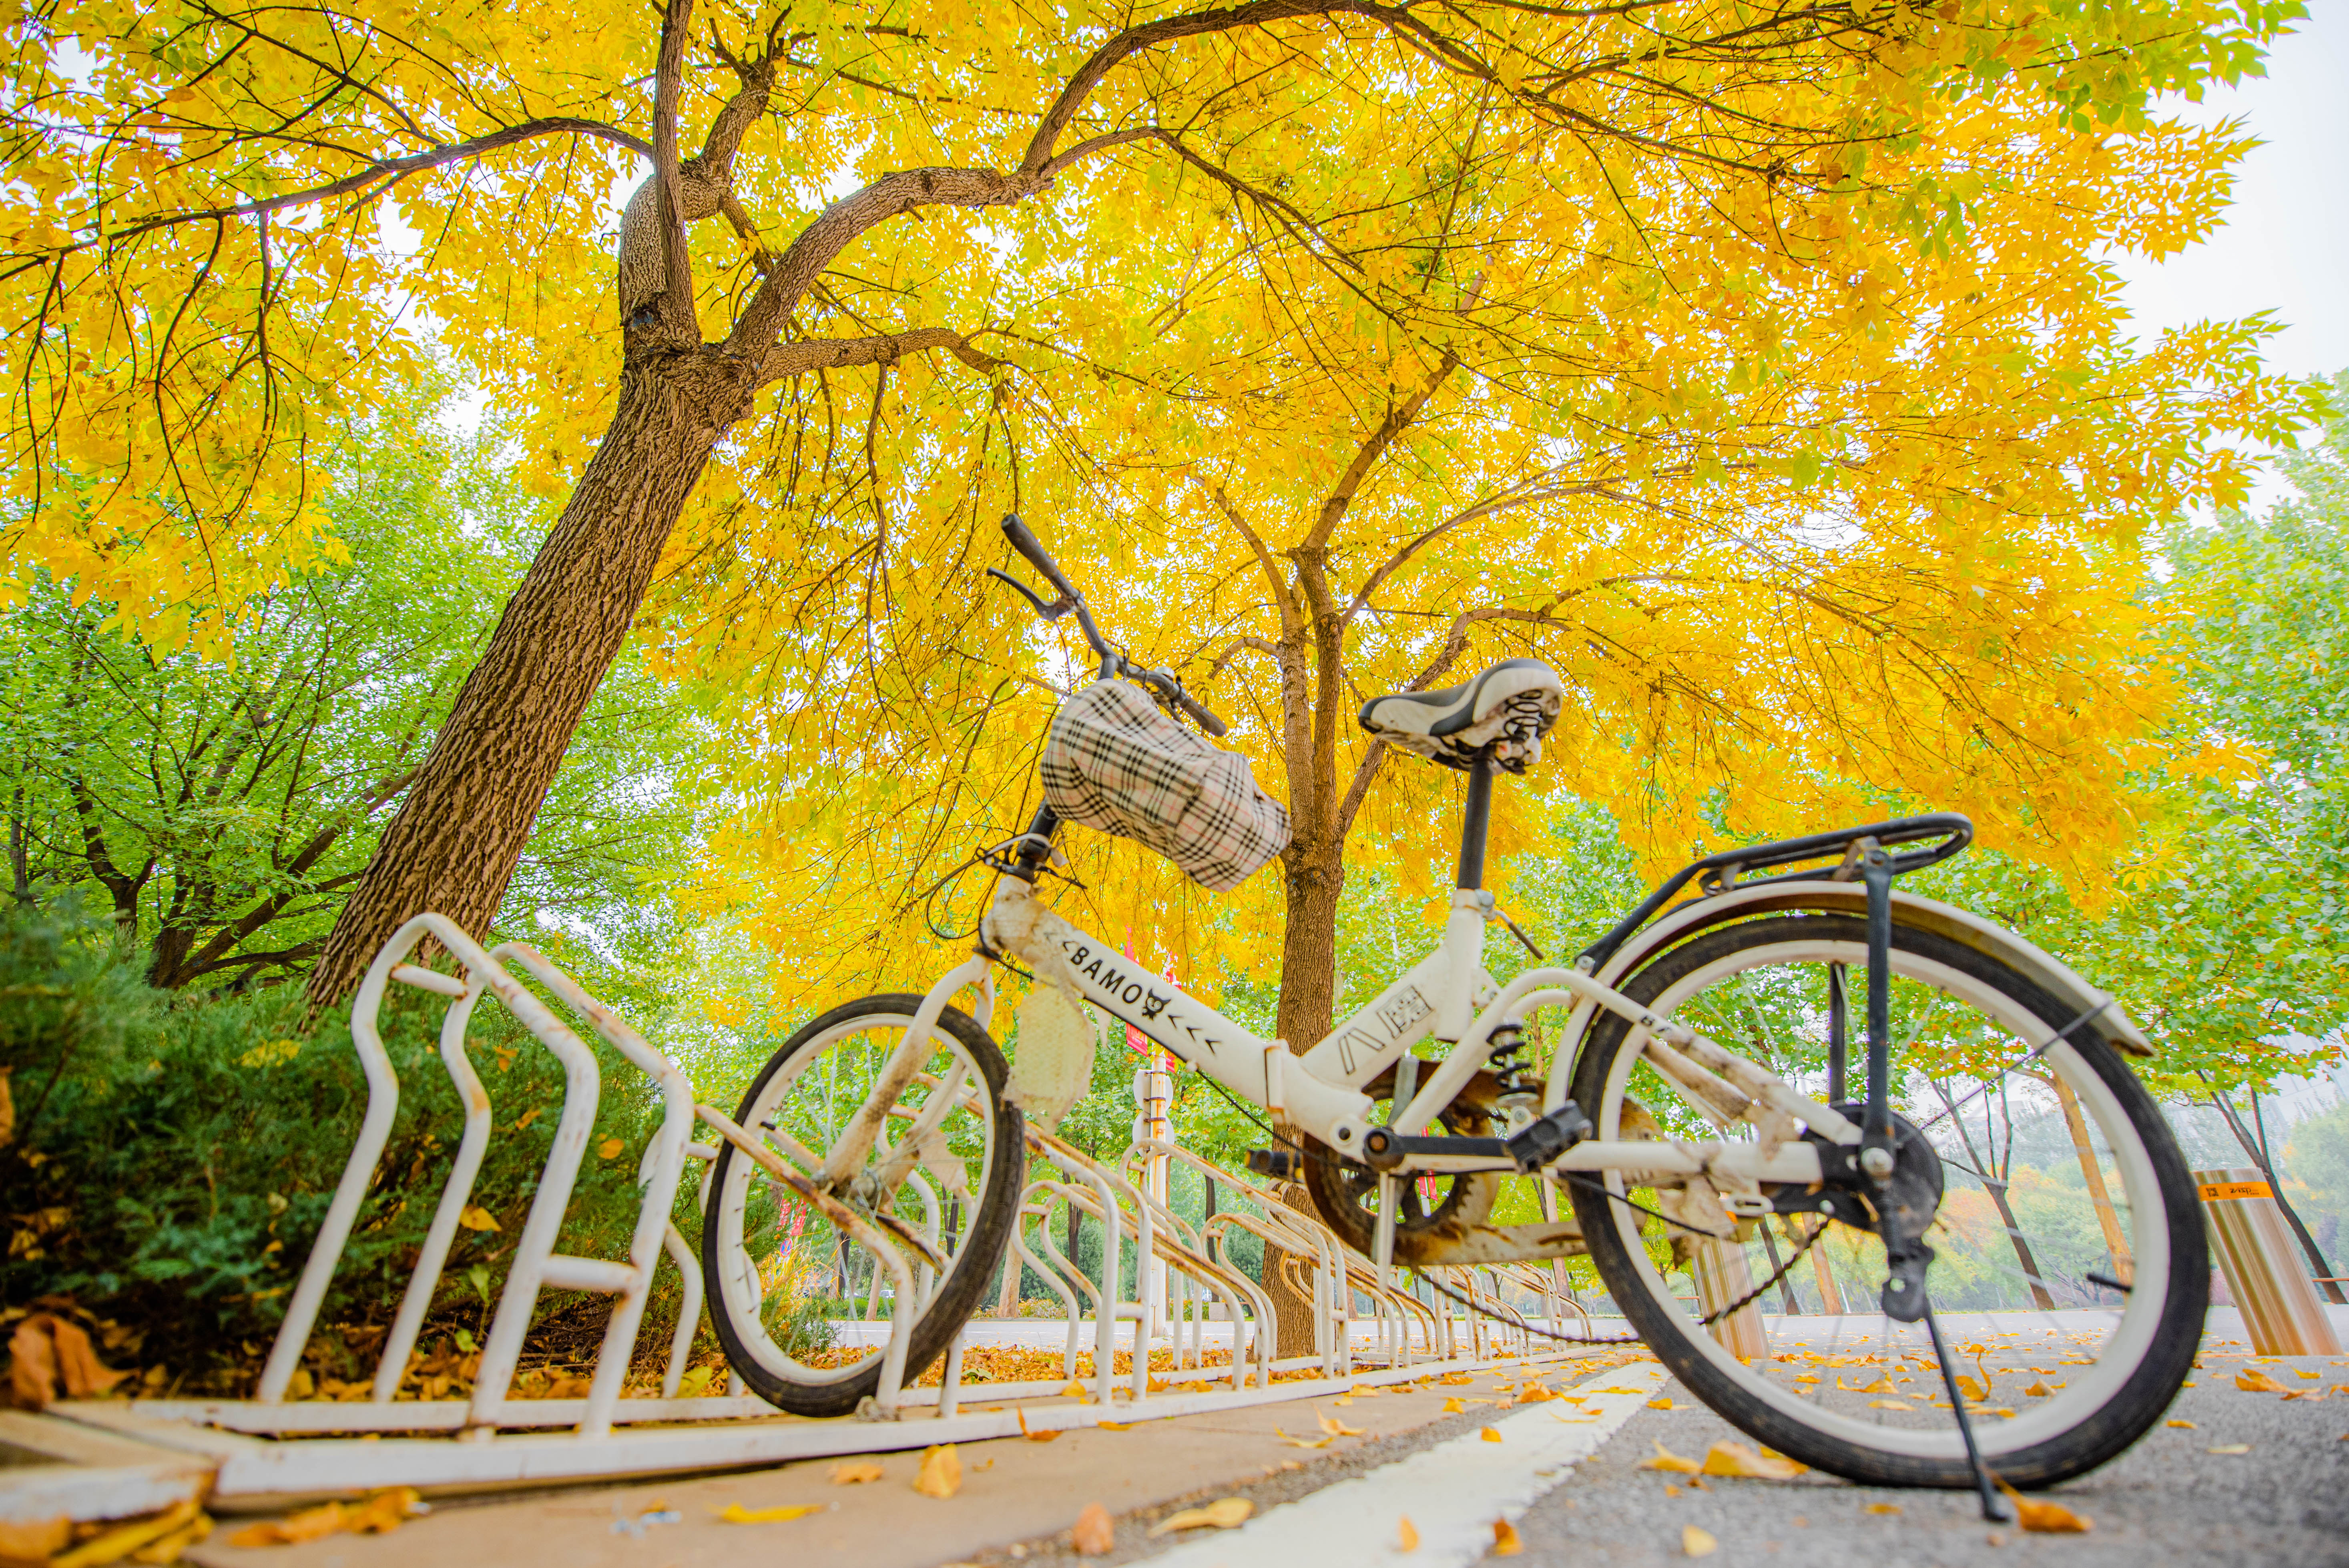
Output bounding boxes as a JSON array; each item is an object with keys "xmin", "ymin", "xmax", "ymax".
[
  {"xmin": 13, "ymin": 118, "xmax": 651, "ymax": 268},
  {"xmin": 758, "ymin": 327, "xmax": 1002, "ymax": 385},
  {"xmin": 643, "ymin": 0, "xmax": 702, "ymax": 345},
  {"xmin": 722, "ymin": 0, "xmax": 1399, "ymax": 362}
]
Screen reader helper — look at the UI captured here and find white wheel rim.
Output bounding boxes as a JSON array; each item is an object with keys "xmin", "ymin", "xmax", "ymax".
[
  {"xmin": 1593, "ymin": 934, "xmax": 2171, "ymax": 1461},
  {"xmin": 711, "ymin": 1011, "xmax": 998, "ymax": 1387}
]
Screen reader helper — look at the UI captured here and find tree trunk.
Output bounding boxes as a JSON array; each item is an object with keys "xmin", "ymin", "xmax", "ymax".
[
  {"xmin": 1264, "ymin": 1181, "xmax": 1323, "ymax": 1360},
  {"xmin": 308, "ymin": 359, "xmax": 741, "ymax": 1001},
  {"xmin": 1981, "ymin": 1177, "xmax": 2059, "ymax": 1310},
  {"xmin": 1263, "ymin": 842, "xmax": 1345, "ymax": 1357},
  {"xmin": 1798, "ymin": 1215, "xmax": 1847, "ymax": 1315},
  {"xmin": 2048, "ymin": 1074, "xmax": 2135, "ymax": 1286},
  {"xmin": 1273, "ymin": 842, "xmax": 1345, "ymax": 1048}
]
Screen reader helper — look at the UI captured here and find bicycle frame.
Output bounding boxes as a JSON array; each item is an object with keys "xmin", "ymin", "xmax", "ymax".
[{"xmin": 979, "ymin": 876, "xmax": 1859, "ymax": 1192}]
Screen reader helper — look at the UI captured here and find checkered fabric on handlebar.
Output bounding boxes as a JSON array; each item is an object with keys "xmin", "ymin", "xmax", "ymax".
[{"xmin": 1040, "ymin": 679, "xmax": 1290, "ymax": 892}]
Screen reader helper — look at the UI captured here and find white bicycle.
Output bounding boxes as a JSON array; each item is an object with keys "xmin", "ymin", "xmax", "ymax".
[{"xmin": 702, "ymin": 515, "xmax": 2207, "ymax": 1502}]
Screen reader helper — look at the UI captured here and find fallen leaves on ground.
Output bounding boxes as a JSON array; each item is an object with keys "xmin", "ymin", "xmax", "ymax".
[
  {"xmin": 1317, "ymin": 1412, "xmax": 1363, "ymax": 1437},
  {"xmin": 0, "ymin": 1517, "xmax": 69, "ymax": 1561},
  {"xmin": 1867, "ymin": 1399, "xmax": 1913, "ymax": 1411},
  {"xmin": 1097, "ymin": 1421, "xmax": 1136, "ymax": 1431},
  {"xmin": 1071, "ymin": 1502, "xmax": 1114, "ymax": 1555},
  {"xmin": 830, "ymin": 1461, "xmax": 883, "ymax": 1484},
  {"xmin": 457, "ymin": 1205, "xmax": 500, "ymax": 1231},
  {"xmin": 229, "ymin": 1490, "xmax": 418, "ymax": 1547},
  {"xmin": 1016, "ymin": 1409, "xmax": 1059, "ymax": 1442},
  {"xmin": 1647, "ymin": 1397, "xmax": 1675, "ymax": 1409},
  {"xmin": 8, "ymin": 1312, "xmax": 127, "ymax": 1408},
  {"xmin": 2165, "ymin": 1419, "xmax": 2196, "ymax": 1429},
  {"xmin": 46, "ymin": 1499, "xmax": 211, "ymax": 1567},
  {"xmin": 1682, "ymin": 1524, "xmax": 1718, "ymax": 1558},
  {"xmin": 2206, "ymin": 1443, "xmax": 2251, "ymax": 1455},
  {"xmin": 2235, "ymin": 1370, "xmax": 2287, "ymax": 1393},
  {"xmin": 1273, "ymin": 1426, "xmax": 1334, "ymax": 1449},
  {"xmin": 914, "ymin": 1444, "xmax": 961, "ymax": 1498},
  {"xmin": 718, "ymin": 1503, "xmax": 825, "ymax": 1524},
  {"xmin": 1442, "ymin": 1397, "xmax": 1468, "ymax": 1413},
  {"xmin": 1493, "ymin": 1518, "xmax": 1524, "ymax": 1556},
  {"xmin": 1701, "ymin": 1442, "xmax": 1807, "ymax": 1480},
  {"xmin": 1866, "ymin": 1503, "xmax": 1901, "ymax": 1515},
  {"xmin": 1399, "ymin": 1515, "xmax": 1419, "ymax": 1552},
  {"xmin": 2001, "ymin": 1484, "xmax": 2091, "ymax": 1534},
  {"xmin": 1641, "ymin": 1441, "xmax": 1702, "ymax": 1474},
  {"xmin": 1481, "ymin": 1425, "xmax": 1503, "ymax": 1442},
  {"xmin": 1148, "ymin": 1498, "xmax": 1252, "ymax": 1536}
]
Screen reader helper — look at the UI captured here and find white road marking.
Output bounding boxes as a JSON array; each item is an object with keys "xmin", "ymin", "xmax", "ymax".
[{"xmin": 1140, "ymin": 1360, "xmax": 1671, "ymax": 1567}]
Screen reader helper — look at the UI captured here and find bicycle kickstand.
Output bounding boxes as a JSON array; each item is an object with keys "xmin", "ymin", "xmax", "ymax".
[{"xmin": 1920, "ymin": 1299, "xmax": 2011, "ymax": 1524}]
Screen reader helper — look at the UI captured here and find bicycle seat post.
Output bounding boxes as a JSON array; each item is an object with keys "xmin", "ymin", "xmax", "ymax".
[{"xmin": 1454, "ymin": 751, "xmax": 1496, "ymax": 891}]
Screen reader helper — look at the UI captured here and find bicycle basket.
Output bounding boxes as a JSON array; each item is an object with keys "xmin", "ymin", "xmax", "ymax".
[{"xmin": 1040, "ymin": 679, "xmax": 1290, "ymax": 892}]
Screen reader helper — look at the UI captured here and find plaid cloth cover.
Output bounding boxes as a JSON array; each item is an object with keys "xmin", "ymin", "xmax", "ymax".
[{"xmin": 1040, "ymin": 679, "xmax": 1290, "ymax": 892}]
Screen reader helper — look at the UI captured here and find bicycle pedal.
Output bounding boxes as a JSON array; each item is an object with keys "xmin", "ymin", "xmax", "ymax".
[
  {"xmin": 1246, "ymin": 1147, "xmax": 1302, "ymax": 1181},
  {"xmin": 1505, "ymin": 1101, "xmax": 1594, "ymax": 1172}
]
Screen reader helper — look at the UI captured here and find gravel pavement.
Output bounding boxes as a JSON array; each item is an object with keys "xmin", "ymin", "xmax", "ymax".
[{"xmin": 1501, "ymin": 1352, "xmax": 2349, "ymax": 1568}]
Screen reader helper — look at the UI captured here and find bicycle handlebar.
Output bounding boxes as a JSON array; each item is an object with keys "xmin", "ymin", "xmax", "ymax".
[{"xmin": 990, "ymin": 514, "xmax": 1229, "ymax": 738}]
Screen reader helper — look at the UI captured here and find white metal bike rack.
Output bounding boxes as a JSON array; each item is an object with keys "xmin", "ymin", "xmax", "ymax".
[{"xmin": 38, "ymin": 918, "xmax": 1598, "ymax": 1512}]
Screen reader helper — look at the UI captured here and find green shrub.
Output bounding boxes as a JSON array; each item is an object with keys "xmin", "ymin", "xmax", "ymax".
[{"xmin": 0, "ymin": 903, "xmax": 700, "ymax": 1391}]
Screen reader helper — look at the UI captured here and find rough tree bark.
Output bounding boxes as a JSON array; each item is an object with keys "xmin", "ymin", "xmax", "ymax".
[
  {"xmin": 307, "ymin": 0, "xmax": 1379, "ymax": 1001},
  {"xmin": 311, "ymin": 363, "xmax": 742, "ymax": 995}
]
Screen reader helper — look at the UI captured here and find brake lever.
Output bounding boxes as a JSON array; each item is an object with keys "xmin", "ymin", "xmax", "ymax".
[{"xmin": 984, "ymin": 567, "xmax": 1076, "ymax": 623}]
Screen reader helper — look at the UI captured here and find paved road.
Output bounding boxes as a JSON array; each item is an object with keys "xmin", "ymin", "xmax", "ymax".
[
  {"xmin": 187, "ymin": 1327, "xmax": 2347, "ymax": 1568},
  {"xmin": 1506, "ymin": 1356, "xmax": 2349, "ymax": 1568}
]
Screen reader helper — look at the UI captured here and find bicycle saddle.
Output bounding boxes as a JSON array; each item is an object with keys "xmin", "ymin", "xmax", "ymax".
[{"xmin": 1357, "ymin": 657, "xmax": 1564, "ymax": 773}]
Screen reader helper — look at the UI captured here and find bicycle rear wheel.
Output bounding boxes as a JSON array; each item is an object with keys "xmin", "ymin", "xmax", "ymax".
[{"xmin": 1567, "ymin": 914, "xmax": 2206, "ymax": 1489}]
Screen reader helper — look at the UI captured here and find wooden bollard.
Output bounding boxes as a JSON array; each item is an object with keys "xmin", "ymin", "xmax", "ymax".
[
  {"xmin": 2196, "ymin": 1166, "xmax": 2342, "ymax": 1355},
  {"xmin": 1691, "ymin": 1235, "xmax": 1769, "ymax": 1360}
]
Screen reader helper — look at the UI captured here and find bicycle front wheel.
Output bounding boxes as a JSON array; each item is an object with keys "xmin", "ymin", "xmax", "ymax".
[
  {"xmin": 1567, "ymin": 913, "xmax": 2206, "ymax": 1489},
  {"xmin": 700, "ymin": 994, "xmax": 1024, "ymax": 1417}
]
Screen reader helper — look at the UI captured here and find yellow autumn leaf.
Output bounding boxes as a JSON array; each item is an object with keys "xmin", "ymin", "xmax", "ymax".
[
  {"xmin": 457, "ymin": 1205, "xmax": 500, "ymax": 1232},
  {"xmin": 1494, "ymin": 1518, "xmax": 1525, "ymax": 1556},
  {"xmin": 1701, "ymin": 1441, "xmax": 1807, "ymax": 1480},
  {"xmin": 2206, "ymin": 1443, "xmax": 2251, "ymax": 1455},
  {"xmin": 1641, "ymin": 1441, "xmax": 1702, "ymax": 1474},
  {"xmin": 1867, "ymin": 1399, "xmax": 1913, "ymax": 1411},
  {"xmin": 1317, "ymin": 1412, "xmax": 1363, "ymax": 1437},
  {"xmin": 2165, "ymin": 1419, "xmax": 2195, "ymax": 1429},
  {"xmin": 1442, "ymin": 1397, "xmax": 1468, "ymax": 1413},
  {"xmin": 1148, "ymin": 1498, "xmax": 1251, "ymax": 1536},
  {"xmin": 1481, "ymin": 1425, "xmax": 1503, "ymax": 1442},
  {"xmin": 1647, "ymin": 1397, "xmax": 1675, "ymax": 1409},
  {"xmin": 2023, "ymin": 1381, "xmax": 2053, "ymax": 1397},
  {"xmin": 2001, "ymin": 1484, "xmax": 2091, "ymax": 1534},
  {"xmin": 597, "ymin": 1137, "xmax": 624, "ymax": 1160},
  {"xmin": 2235, "ymin": 1370, "xmax": 2287, "ymax": 1393},
  {"xmin": 914, "ymin": 1444, "xmax": 961, "ymax": 1499},
  {"xmin": 1866, "ymin": 1503, "xmax": 1902, "ymax": 1514},
  {"xmin": 718, "ymin": 1502, "xmax": 825, "ymax": 1524},
  {"xmin": 1398, "ymin": 1515, "xmax": 1419, "ymax": 1552},
  {"xmin": 1682, "ymin": 1524, "xmax": 1718, "ymax": 1558},
  {"xmin": 830, "ymin": 1461, "xmax": 883, "ymax": 1484}
]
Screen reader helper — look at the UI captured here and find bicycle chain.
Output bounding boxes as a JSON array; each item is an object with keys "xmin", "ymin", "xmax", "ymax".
[{"xmin": 1412, "ymin": 1189, "xmax": 1836, "ymax": 1349}]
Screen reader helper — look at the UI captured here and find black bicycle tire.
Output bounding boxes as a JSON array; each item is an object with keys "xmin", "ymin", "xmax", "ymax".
[
  {"xmin": 1567, "ymin": 914, "xmax": 2207, "ymax": 1490},
  {"xmin": 699, "ymin": 993, "xmax": 1025, "ymax": 1418}
]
